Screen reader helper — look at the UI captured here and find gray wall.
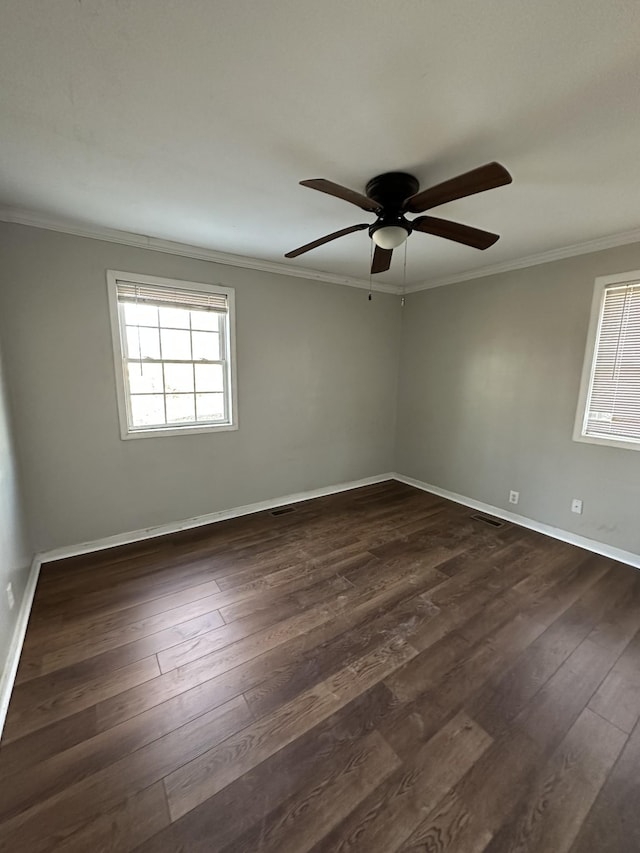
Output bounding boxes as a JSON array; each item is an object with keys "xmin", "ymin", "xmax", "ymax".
[
  {"xmin": 0, "ymin": 223, "xmax": 401, "ymax": 551},
  {"xmin": 396, "ymin": 244, "xmax": 640, "ymax": 555},
  {"xmin": 0, "ymin": 334, "xmax": 31, "ymax": 677},
  {"xmin": 2, "ymin": 220, "xmax": 639, "ymax": 560}
]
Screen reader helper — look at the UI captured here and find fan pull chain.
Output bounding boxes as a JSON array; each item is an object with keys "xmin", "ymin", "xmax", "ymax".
[
  {"xmin": 401, "ymin": 240, "xmax": 408, "ymax": 307},
  {"xmin": 368, "ymin": 240, "xmax": 373, "ymax": 301}
]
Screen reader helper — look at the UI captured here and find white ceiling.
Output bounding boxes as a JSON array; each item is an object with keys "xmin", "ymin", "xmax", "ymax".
[{"xmin": 1, "ymin": 0, "xmax": 640, "ymax": 287}]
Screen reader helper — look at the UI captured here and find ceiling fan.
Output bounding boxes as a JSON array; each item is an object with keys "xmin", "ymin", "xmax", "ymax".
[{"xmin": 285, "ymin": 162, "xmax": 512, "ymax": 274}]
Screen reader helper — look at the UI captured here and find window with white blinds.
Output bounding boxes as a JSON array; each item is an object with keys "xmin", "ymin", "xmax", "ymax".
[
  {"xmin": 575, "ymin": 272, "xmax": 640, "ymax": 450},
  {"xmin": 107, "ymin": 271, "xmax": 237, "ymax": 439}
]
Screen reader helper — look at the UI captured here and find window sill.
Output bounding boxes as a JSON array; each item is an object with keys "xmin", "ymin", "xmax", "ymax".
[
  {"xmin": 572, "ymin": 432, "xmax": 640, "ymax": 452},
  {"xmin": 120, "ymin": 422, "xmax": 238, "ymax": 440}
]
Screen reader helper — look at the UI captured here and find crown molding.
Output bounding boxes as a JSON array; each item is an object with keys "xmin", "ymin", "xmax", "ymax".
[
  {"xmin": 405, "ymin": 226, "xmax": 640, "ymax": 292},
  {"xmin": 0, "ymin": 206, "xmax": 402, "ymax": 295},
  {"xmin": 4, "ymin": 204, "xmax": 640, "ymax": 297}
]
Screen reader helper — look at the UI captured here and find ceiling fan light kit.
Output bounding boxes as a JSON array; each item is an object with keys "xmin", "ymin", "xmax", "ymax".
[
  {"xmin": 371, "ymin": 225, "xmax": 409, "ymax": 250},
  {"xmin": 285, "ymin": 162, "xmax": 512, "ymax": 275}
]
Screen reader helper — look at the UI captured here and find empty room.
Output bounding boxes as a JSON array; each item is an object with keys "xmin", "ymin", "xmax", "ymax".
[{"xmin": 1, "ymin": 1, "xmax": 640, "ymax": 851}]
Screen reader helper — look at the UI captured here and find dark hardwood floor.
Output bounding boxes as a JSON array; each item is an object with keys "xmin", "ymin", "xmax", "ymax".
[{"xmin": 1, "ymin": 480, "xmax": 639, "ymax": 852}]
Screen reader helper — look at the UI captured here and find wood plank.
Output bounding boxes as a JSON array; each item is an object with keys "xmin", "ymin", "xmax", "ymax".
[
  {"xmin": 0, "ymin": 672, "xmax": 253, "ymax": 823},
  {"xmin": 406, "ymin": 538, "xmax": 550, "ymax": 652},
  {"xmin": 0, "ymin": 695, "xmax": 253, "ymax": 853},
  {"xmin": 28, "ymin": 577, "xmax": 226, "ymax": 640},
  {"xmin": 588, "ymin": 667, "xmax": 640, "ymax": 734},
  {"xmin": 472, "ymin": 563, "xmax": 640, "ymax": 738},
  {"xmin": 135, "ymin": 684, "xmax": 398, "ymax": 853},
  {"xmin": 381, "ymin": 613, "xmax": 545, "ymax": 761},
  {"xmin": 50, "ymin": 782, "xmax": 170, "ymax": 853},
  {"xmin": 244, "ymin": 588, "xmax": 441, "ymax": 720},
  {"xmin": 0, "ymin": 707, "xmax": 97, "ymax": 777},
  {"xmin": 34, "ymin": 570, "xmax": 222, "ymax": 621},
  {"xmin": 588, "ymin": 628, "xmax": 640, "ymax": 733},
  {"xmin": 569, "ymin": 717, "xmax": 640, "ymax": 853},
  {"xmin": 156, "ymin": 597, "xmax": 335, "ymax": 673},
  {"xmin": 28, "ymin": 541, "xmax": 378, "ymax": 648},
  {"xmin": 2, "ymin": 655, "xmax": 161, "ymax": 742},
  {"xmin": 218, "ymin": 572, "xmax": 352, "ymax": 623},
  {"xmin": 156, "ymin": 563, "xmax": 443, "ymax": 679},
  {"xmin": 221, "ymin": 730, "xmax": 401, "ymax": 853},
  {"xmin": 164, "ymin": 637, "xmax": 416, "ymax": 820},
  {"xmin": 311, "ymin": 712, "xmax": 492, "ymax": 853},
  {"xmin": 17, "ymin": 592, "xmax": 228, "ymax": 671},
  {"xmin": 94, "ymin": 587, "xmax": 416, "ymax": 733},
  {"xmin": 482, "ymin": 708, "xmax": 627, "ymax": 853},
  {"xmin": 513, "ymin": 637, "xmax": 629, "ymax": 752},
  {"xmin": 19, "ymin": 608, "xmax": 224, "ymax": 682},
  {"xmin": 396, "ymin": 726, "xmax": 541, "ymax": 853}
]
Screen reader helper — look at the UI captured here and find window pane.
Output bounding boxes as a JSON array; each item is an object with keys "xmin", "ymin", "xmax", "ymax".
[
  {"xmin": 190, "ymin": 310, "xmax": 220, "ymax": 331},
  {"xmin": 194, "ymin": 363, "xmax": 224, "ymax": 392},
  {"xmin": 127, "ymin": 362, "xmax": 163, "ymax": 394},
  {"xmin": 159, "ymin": 307, "xmax": 190, "ymax": 329},
  {"xmin": 164, "ymin": 363, "xmax": 194, "ymax": 393},
  {"xmin": 196, "ymin": 393, "xmax": 225, "ymax": 421},
  {"xmin": 161, "ymin": 328, "xmax": 191, "ymax": 360},
  {"xmin": 123, "ymin": 303, "xmax": 158, "ymax": 327},
  {"xmin": 192, "ymin": 331, "xmax": 220, "ymax": 361},
  {"xmin": 166, "ymin": 394, "xmax": 196, "ymax": 424},
  {"xmin": 583, "ymin": 282, "xmax": 640, "ymax": 443},
  {"xmin": 126, "ymin": 326, "xmax": 160, "ymax": 359},
  {"xmin": 130, "ymin": 394, "xmax": 165, "ymax": 427},
  {"xmin": 115, "ymin": 279, "xmax": 234, "ymax": 435}
]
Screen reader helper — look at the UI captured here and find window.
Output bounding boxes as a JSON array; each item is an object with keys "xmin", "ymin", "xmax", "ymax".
[
  {"xmin": 574, "ymin": 271, "xmax": 640, "ymax": 450},
  {"xmin": 107, "ymin": 271, "xmax": 237, "ymax": 439}
]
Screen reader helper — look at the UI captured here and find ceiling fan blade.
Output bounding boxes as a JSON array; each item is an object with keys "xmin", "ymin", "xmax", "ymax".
[
  {"xmin": 371, "ymin": 245, "xmax": 393, "ymax": 274},
  {"xmin": 300, "ymin": 179, "xmax": 381, "ymax": 213},
  {"xmin": 404, "ymin": 162, "xmax": 512, "ymax": 213},
  {"xmin": 284, "ymin": 223, "xmax": 369, "ymax": 258},
  {"xmin": 412, "ymin": 215, "xmax": 500, "ymax": 250}
]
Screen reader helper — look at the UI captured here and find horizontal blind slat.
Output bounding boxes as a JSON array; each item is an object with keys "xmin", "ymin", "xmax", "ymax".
[
  {"xmin": 584, "ymin": 281, "xmax": 640, "ymax": 440},
  {"xmin": 116, "ymin": 282, "xmax": 228, "ymax": 313}
]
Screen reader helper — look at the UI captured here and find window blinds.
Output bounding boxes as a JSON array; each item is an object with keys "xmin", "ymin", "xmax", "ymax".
[
  {"xmin": 584, "ymin": 281, "xmax": 640, "ymax": 442},
  {"xmin": 116, "ymin": 281, "xmax": 228, "ymax": 313}
]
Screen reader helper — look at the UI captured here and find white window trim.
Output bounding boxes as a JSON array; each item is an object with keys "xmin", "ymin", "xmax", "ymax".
[
  {"xmin": 573, "ymin": 269, "xmax": 640, "ymax": 452},
  {"xmin": 107, "ymin": 270, "xmax": 238, "ymax": 440}
]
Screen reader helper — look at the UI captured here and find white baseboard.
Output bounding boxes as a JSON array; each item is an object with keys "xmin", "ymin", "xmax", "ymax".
[
  {"xmin": 0, "ymin": 555, "xmax": 41, "ymax": 739},
  {"xmin": 41, "ymin": 473, "xmax": 396, "ymax": 563},
  {"xmin": 393, "ymin": 473, "xmax": 640, "ymax": 570}
]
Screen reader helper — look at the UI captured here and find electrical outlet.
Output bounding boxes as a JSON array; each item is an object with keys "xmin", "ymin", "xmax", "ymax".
[
  {"xmin": 6, "ymin": 583, "xmax": 15, "ymax": 611},
  {"xmin": 509, "ymin": 490, "xmax": 519, "ymax": 505},
  {"xmin": 571, "ymin": 498, "xmax": 583, "ymax": 514}
]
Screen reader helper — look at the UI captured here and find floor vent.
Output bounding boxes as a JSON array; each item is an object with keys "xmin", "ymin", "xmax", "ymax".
[
  {"xmin": 270, "ymin": 507, "xmax": 296, "ymax": 516},
  {"xmin": 471, "ymin": 513, "xmax": 506, "ymax": 528}
]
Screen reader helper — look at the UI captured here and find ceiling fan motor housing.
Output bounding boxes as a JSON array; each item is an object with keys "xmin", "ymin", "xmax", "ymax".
[
  {"xmin": 366, "ymin": 172, "xmax": 418, "ymax": 240},
  {"xmin": 365, "ymin": 172, "xmax": 419, "ymax": 210}
]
